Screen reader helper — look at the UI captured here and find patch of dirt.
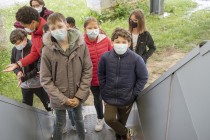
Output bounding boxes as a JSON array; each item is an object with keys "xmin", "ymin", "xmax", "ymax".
[{"xmin": 146, "ymin": 48, "xmax": 186, "ymax": 87}]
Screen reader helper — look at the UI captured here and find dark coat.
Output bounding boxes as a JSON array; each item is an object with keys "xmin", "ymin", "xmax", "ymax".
[
  {"xmin": 98, "ymin": 49, "xmax": 148, "ymax": 106},
  {"xmin": 131, "ymin": 31, "xmax": 156, "ymax": 63}
]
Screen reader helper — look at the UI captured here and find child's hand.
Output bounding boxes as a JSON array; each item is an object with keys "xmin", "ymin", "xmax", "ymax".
[
  {"xmin": 3, "ymin": 63, "xmax": 19, "ymax": 72},
  {"xmin": 17, "ymin": 71, "xmax": 23, "ymax": 80},
  {"xmin": 70, "ymin": 97, "xmax": 80, "ymax": 108},
  {"xmin": 17, "ymin": 79, "xmax": 22, "ymax": 87}
]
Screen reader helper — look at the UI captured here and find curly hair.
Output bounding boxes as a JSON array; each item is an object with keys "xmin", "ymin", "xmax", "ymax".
[
  {"xmin": 16, "ymin": 6, "xmax": 40, "ymax": 24},
  {"xmin": 10, "ymin": 29, "xmax": 27, "ymax": 44},
  {"xmin": 111, "ymin": 28, "xmax": 132, "ymax": 43}
]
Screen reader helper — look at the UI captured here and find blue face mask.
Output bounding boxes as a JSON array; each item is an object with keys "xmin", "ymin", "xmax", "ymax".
[
  {"xmin": 114, "ymin": 44, "xmax": 128, "ymax": 55},
  {"xmin": 86, "ymin": 28, "xmax": 99, "ymax": 39},
  {"xmin": 51, "ymin": 28, "xmax": 67, "ymax": 41}
]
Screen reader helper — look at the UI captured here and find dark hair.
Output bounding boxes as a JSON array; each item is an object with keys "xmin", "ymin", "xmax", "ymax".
[
  {"xmin": 111, "ymin": 28, "xmax": 132, "ymax": 43},
  {"xmin": 47, "ymin": 12, "xmax": 66, "ymax": 25},
  {"xmin": 66, "ymin": 17, "xmax": 75, "ymax": 26},
  {"xmin": 16, "ymin": 6, "xmax": 40, "ymax": 24},
  {"xmin": 10, "ymin": 29, "xmax": 27, "ymax": 44},
  {"xmin": 42, "ymin": 23, "xmax": 49, "ymax": 33},
  {"xmin": 30, "ymin": 0, "xmax": 45, "ymax": 7},
  {"xmin": 129, "ymin": 9, "xmax": 146, "ymax": 34}
]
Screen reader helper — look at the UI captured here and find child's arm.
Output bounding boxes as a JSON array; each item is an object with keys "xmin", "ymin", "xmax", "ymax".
[
  {"xmin": 144, "ymin": 32, "xmax": 156, "ymax": 60},
  {"xmin": 75, "ymin": 45, "xmax": 93, "ymax": 101},
  {"xmin": 98, "ymin": 54, "xmax": 106, "ymax": 89},
  {"xmin": 133, "ymin": 56, "xmax": 148, "ymax": 96},
  {"xmin": 11, "ymin": 48, "xmax": 21, "ymax": 75},
  {"xmin": 40, "ymin": 49, "xmax": 68, "ymax": 105},
  {"xmin": 21, "ymin": 61, "xmax": 39, "ymax": 82}
]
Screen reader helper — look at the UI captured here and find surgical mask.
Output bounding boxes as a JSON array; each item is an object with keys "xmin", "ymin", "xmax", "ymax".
[
  {"xmin": 114, "ymin": 44, "xmax": 128, "ymax": 55},
  {"xmin": 51, "ymin": 28, "xmax": 67, "ymax": 41},
  {"xmin": 35, "ymin": 6, "xmax": 43, "ymax": 13},
  {"xmin": 130, "ymin": 20, "xmax": 138, "ymax": 28},
  {"xmin": 86, "ymin": 28, "xmax": 99, "ymax": 39},
  {"xmin": 25, "ymin": 27, "xmax": 35, "ymax": 33},
  {"xmin": 15, "ymin": 41, "xmax": 27, "ymax": 51}
]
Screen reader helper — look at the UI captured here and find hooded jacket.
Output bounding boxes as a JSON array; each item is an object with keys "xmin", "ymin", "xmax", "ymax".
[
  {"xmin": 84, "ymin": 34, "xmax": 112, "ymax": 86},
  {"xmin": 40, "ymin": 29, "xmax": 92, "ymax": 109}
]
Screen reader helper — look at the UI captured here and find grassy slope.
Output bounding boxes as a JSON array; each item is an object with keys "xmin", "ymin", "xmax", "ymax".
[{"xmin": 0, "ymin": 0, "xmax": 210, "ymax": 107}]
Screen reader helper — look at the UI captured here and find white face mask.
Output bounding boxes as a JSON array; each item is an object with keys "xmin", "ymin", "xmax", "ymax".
[
  {"xmin": 15, "ymin": 40, "xmax": 27, "ymax": 51},
  {"xmin": 51, "ymin": 28, "xmax": 67, "ymax": 41},
  {"xmin": 113, "ymin": 44, "xmax": 128, "ymax": 55},
  {"xmin": 25, "ymin": 28, "xmax": 35, "ymax": 33},
  {"xmin": 86, "ymin": 28, "xmax": 99, "ymax": 39},
  {"xmin": 35, "ymin": 6, "xmax": 43, "ymax": 13}
]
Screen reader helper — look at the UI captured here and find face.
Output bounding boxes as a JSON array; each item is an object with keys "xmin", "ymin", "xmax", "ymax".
[
  {"xmin": 48, "ymin": 21, "xmax": 67, "ymax": 31},
  {"xmin": 84, "ymin": 21, "xmax": 99, "ymax": 31},
  {"xmin": 21, "ymin": 20, "xmax": 36, "ymax": 30},
  {"xmin": 130, "ymin": 15, "xmax": 138, "ymax": 23},
  {"xmin": 113, "ymin": 36, "xmax": 129, "ymax": 45},
  {"xmin": 66, "ymin": 23, "xmax": 75, "ymax": 29},
  {"xmin": 31, "ymin": 1, "xmax": 42, "ymax": 8},
  {"xmin": 15, "ymin": 37, "xmax": 27, "ymax": 47}
]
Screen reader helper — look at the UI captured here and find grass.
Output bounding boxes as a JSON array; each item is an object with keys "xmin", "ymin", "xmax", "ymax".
[{"xmin": 0, "ymin": 0, "xmax": 210, "ymax": 108}]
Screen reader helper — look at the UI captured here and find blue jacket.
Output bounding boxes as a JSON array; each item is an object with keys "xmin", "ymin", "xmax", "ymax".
[{"xmin": 98, "ymin": 49, "xmax": 148, "ymax": 106}]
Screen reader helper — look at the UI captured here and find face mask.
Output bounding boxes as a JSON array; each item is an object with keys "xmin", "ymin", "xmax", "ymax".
[
  {"xmin": 130, "ymin": 20, "xmax": 138, "ymax": 28},
  {"xmin": 15, "ymin": 40, "xmax": 27, "ymax": 51},
  {"xmin": 35, "ymin": 6, "xmax": 43, "ymax": 13},
  {"xmin": 24, "ymin": 22, "xmax": 36, "ymax": 33},
  {"xmin": 114, "ymin": 44, "xmax": 128, "ymax": 55},
  {"xmin": 51, "ymin": 28, "xmax": 67, "ymax": 41},
  {"xmin": 86, "ymin": 28, "xmax": 99, "ymax": 39}
]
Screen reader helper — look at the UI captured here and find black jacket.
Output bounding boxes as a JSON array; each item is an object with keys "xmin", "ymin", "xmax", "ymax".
[
  {"xmin": 11, "ymin": 40, "xmax": 39, "ymax": 82},
  {"xmin": 131, "ymin": 31, "xmax": 156, "ymax": 63},
  {"xmin": 98, "ymin": 49, "xmax": 148, "ymax": 106}
]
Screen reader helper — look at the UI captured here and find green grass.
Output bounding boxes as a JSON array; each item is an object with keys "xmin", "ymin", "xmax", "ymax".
[{"xmin": 0, "ymin": 0, "xmax": 210, "ymax": 107}]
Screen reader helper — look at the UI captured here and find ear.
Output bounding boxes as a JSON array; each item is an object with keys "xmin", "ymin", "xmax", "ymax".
[
  {"xmin": 128, "ymin": 42, "xmax": 131, "ymax": 48},
  {"xmin": 111, "ymin": 41, "xmax": 114, "ymax": 46}
]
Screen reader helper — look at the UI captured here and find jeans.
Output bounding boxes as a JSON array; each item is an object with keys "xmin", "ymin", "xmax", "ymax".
[
  {"xmin": 91, "ymin": 86, "xmax": 104, "ymax": 119},
  {"xmin": 67, "ymin": 108, "xmax": 75, "ymax": 126},
  {"xmin": 21, "ymin": 87, "xmax": 51, "ymax": 111},
  {"xmin": 53, "ymin": 104, "xmax": 85, "ymax": 140}
]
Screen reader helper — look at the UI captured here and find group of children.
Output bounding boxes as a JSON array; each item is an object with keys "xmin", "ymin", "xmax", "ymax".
[{"xmin": 4, "ymin": 0, "xmax": 156, "ymax": 139}]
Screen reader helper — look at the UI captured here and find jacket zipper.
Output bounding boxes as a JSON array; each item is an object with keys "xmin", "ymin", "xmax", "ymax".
[{"xmin": 115, "ymin": 57, "xmax": 121, "ymax": 103}]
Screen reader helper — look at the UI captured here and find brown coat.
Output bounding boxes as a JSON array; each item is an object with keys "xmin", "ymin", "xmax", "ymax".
[{"xmin": 40, "ymin": 29, "xmax": 92, "ymax": 109}]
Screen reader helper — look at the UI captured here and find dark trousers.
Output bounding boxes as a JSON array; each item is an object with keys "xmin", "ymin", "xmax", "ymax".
[
  {"xmin": 90, "ymin": 86, "xmax": 104, "ymax": 119},
  {"xmin": 104, "ymin": 103, "xmax": 133, "ymax": 136},
  {"xmin": 21, "ymin": 87, "xmax": 51, "ymax": 111}
]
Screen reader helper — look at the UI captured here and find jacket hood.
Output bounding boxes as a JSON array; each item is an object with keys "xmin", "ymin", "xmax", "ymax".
[{"xmin": 43, "ymin": 29, "xmax": 84, "ymax": 50}]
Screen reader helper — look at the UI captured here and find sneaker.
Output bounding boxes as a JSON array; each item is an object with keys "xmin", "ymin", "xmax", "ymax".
[
  {"xmin": 95, "ymin": 118, "xmax": 104, "ymax": 131},
  {"xmin": 62, "ymin": 127, "xmax": 67, "ymax": 134},
  {"xmin": 126, "ymin": 128, "xmax": 134, "ymax": 140},
  {"xmin": 72, "ymin": 125, "xmax": 76, "ymax": 131}
]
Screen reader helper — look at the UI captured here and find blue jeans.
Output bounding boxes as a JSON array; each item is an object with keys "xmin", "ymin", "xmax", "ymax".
[
  {"xmin": 53, "ymin": 104, "xmax": 85, "ymax": 140},
  {"xmin": 67, "ymin": 108, "xmax": 75, "ymax": 126}
]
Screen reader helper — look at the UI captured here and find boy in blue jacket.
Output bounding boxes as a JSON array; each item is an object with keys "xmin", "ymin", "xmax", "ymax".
[{"xmin": 98, "ymin": 28, "xmax": 148, "ymax": 140}]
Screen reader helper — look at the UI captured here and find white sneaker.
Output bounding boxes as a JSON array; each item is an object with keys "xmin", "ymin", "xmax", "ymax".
[
  {"xmin": 95, "ymin": 118, "xmax": 104, "ymax": 131},
  {"xmin": 72, "ymin": 125, "xmax": 76, "ymax": 131}
]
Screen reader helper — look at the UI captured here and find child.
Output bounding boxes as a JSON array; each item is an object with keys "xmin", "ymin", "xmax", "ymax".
[
  {"xmin": 129, "ymin": 9, "xmax": 156, "ymax": 63},
  {"xmin": 14, "ymin": 0, "xmax": 53, "ymax": 29},
  {"xmin": 10, "ymin": 28, "xmax": 51, "ymax": 111},
  {"xmin": 84, "ymin": 17, "xmax": 112, "ymax": 132},
  {"xmin": 66, "ymin": 16, "xmax": 77, "ymax": 29},
  {"xmin": 4, "ymin": 6, "xmax": 46, "ymax": 72},
  {"xmin": 40, "ymin": 13, "xmax": 92, "ymax": 140},
  {"xmin": 98, "ymin": 28, "xmax": 148, "ymax": 140}
]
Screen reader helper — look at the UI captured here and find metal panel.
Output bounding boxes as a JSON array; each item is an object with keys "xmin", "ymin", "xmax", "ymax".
[
  {"xmin": 137, "ymin": 76, "xmax": 172, "ymax": 140},
  {"xmin": 167, "ymin": 73, "xmax": 198, "ymax": 140}
]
